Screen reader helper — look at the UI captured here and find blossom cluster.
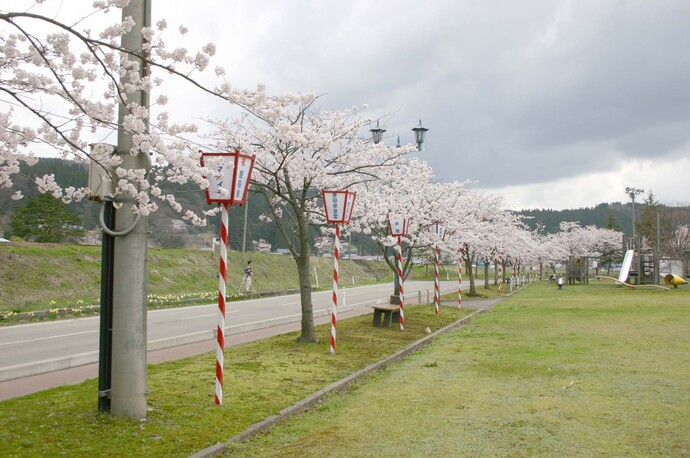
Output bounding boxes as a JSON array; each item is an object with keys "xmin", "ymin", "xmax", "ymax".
[{"xmin": 1, "ymin": 2, "xmax": 235, "ymax": 223}]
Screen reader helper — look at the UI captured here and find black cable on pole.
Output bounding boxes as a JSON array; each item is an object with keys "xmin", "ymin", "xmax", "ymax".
[{"xmin": 98, "ymin": 201, "xmax": 115, "ymax": 413}]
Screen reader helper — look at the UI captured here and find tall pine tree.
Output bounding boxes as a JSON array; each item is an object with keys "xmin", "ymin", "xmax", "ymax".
[{"xmin": 9, "ymin": 194, "xmax": 84, "ymax": 243}]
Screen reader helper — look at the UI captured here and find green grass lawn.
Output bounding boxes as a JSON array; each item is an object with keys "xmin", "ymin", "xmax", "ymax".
[
  {"xmin": 3, "ymin": 282, "xmax": 688, "ymax": 457},
  {"xmin": 0, "ymin": 304, "xmax": 469, "ymax": 457},
  {"xmin": 225, "ymin": 282, "xmax": 690, "ymax": 457}
]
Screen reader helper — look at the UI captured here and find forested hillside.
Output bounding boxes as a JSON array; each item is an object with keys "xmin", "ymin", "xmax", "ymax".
[
  {"xmin": 517, "ymin": 200, "xmax": 690, "ymax": 238},
  {"xmin": 0, "ymin": 158, "xmax": 380, "ymax": 253},
  {"xmin": 3, "ymin": 158, "xmax": 689, "ymax": 245},
  {"xmin": 517, "ymin": 203, "xmax": 629, "ymax": 234}
]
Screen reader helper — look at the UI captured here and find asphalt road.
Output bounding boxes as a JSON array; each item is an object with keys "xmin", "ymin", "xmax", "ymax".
[{"xmin": 0, "ymin": 280, "xmax": 451, "ymax": 384}]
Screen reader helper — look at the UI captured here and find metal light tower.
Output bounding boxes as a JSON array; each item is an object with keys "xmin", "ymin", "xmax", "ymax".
[{"xmin": 625, "ymin": 187, "xmax": 644, "ymax": 239}]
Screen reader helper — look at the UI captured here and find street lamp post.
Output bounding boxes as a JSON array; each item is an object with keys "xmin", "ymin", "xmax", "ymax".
[
  {"xmin": 201, "ymin": 150, "xmax": 256, "ymax": 406},
  {"xmin": 370, "ymin": 119, "xmax": 428, "ymax": 305}
]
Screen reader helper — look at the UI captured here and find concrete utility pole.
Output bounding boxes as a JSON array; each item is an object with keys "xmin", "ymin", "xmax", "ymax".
[{"xmin": 110, "ymin": 0, "xmax": 151, "ymax": 420}]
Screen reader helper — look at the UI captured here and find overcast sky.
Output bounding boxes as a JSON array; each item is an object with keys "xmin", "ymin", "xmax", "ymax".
[{"xmin": 21, "ymin": 0, "xmax": 690, "ymax": 210}]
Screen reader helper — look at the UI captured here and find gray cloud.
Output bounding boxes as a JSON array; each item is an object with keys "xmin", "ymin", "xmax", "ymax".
[{"xmin": 160, "ymin": 0, "xmax": 690, "ymax": 208}]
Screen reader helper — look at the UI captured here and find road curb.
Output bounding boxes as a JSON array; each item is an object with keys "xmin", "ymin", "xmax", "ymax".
[{"xmin": 189, "ymin": 304, "xmax": 495, "ymax": 458}]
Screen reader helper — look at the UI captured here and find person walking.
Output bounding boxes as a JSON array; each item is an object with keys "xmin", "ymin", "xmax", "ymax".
[{"xmin": 243, "ymin": 261, "xmax": 253, "ymax": 293}]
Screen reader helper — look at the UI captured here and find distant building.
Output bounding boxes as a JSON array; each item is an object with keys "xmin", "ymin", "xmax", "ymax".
[
  {"xmin": 169, "ymin": 219, "xmax": 190, "ymax": 232},
  {"xmin": 252, "ymin": 239, "xmax": 272, "ymax": 253},
  {"xmin": 341, "ymin": 242, "xmax": 358, "ymax": 257},
  {"xmin": 316, "ymin": 238, "xmax": 359, "ymax": 258}
]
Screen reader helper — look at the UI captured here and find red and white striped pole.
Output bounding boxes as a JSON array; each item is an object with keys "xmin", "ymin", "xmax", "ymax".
[
  {"xmin": 330, "ymin": 224, "xmax": 340, "ymax": 355},
  {"xmin": 215, "ymin": 204, "xmax": 228, "ymax": 405},
  {"xmin": 397, "ymin": 236, "xmax": 405, "ymax": 330},
  {"xmin": 497, "ymin": 256, "xmax": 504, "ymax": 293},
  {"xmin": 434, "ymin": 245, "xmax": 440, "ymax": 317},
  {"xmin": 458, "ymin": 254, "xmax": 463, "ymax": 308}
]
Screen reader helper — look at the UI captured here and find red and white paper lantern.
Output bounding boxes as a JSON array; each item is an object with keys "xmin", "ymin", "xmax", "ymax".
[
  {"xmin": 201, "ymin": 150, "xmax": 255, "ymax": 405},
  {"xmin": 322, "ymin": 189, "xmax": 356, "ymax": 354}
]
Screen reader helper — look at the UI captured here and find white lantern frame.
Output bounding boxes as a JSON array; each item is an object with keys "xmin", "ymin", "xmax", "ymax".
[
  {"xmin": 200, "ymin": 150, "xmax": 256, "ymax": 206},
  {"xmin": 388, "ymin": 214, "xmax": 410, "ymax": 237},
  {"xmin": 430, "ymin": 221, "xmax": 447, "ymax": 241},
  {"xmin": 322, "ymin": 189, "xmax": 357, "ymax": 224},
  {"xmin": 199, "ymin": 149, "xmax": 255, "ymax": 406}
]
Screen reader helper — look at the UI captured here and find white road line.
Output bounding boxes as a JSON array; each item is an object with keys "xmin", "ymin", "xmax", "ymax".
[
  {"xmin": 178, "ymin": 313, "xmax": 215, "ymax": 320},
  {"xmin": 178, "ymin": 311, "xmax": 240, "ymax": 321},
  {"xmin": 0, "ymin": 330, "xmax": 97, "ymax": 347}
]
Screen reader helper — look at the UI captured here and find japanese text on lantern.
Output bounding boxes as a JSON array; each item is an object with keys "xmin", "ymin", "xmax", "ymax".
[{"xmin": 331, "ymin": 193, "xmax": 339, "ymax": 219}]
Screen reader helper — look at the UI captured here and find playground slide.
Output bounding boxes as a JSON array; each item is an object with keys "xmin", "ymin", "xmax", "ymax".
[
  {"xmin": 618, "ymin": 249, "xmax": 634, "ymax": 283},
  {"xmin": 596, "ymin": 249, "xmax": 670, "ymax": 290}
]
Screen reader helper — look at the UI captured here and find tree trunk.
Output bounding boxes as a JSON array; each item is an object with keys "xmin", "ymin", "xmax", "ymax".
[
  {"xmin": 295, "ymin": 249, "xmax": 316, "ymax": 343},
  {"xmin": 465, "ymin": 256, "xmax": 477, "ymax": 296},
  {"xmin": 484, "ymin": 260, "xmax": 490, "ymax": 289},
  {"xmin": 377, "ymin": 242, "xmax": 399, "ymax": 300},
  {"xmin": 294, "ymin": 213, "xmax": 316, "ymax": 343},
  {"xmin": 539, "ymin": 259, "xmax": 543, "ymax": 280}
]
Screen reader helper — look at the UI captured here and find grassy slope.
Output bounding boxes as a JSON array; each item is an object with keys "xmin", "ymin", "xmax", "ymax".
[
  {"xmin": 0, "ymin": 243, "xmax": 391, "ymax": 312},
  {"xmin": 225, "ymin": 282, "xmax": 690, "ymax": 457}
]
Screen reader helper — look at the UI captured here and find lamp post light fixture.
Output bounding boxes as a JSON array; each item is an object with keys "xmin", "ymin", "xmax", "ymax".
[
  {"xmin": 369, "ymin": 119, "xmax": 429, "ymax": 150},
  {"xmin": 625, "ymin": 186, "xmax": 644, "ymax": 240},
  {"xmin": 201, "ymin": 149, "xmax": 256, "ymax": 406},
  {"xmin": 388, "ymin": 214, "xmax": 409, "ymax": 331},
  {"xmin": 370, "ymin": 120, "xmax": 386, "ymax": 145},
  {"xmin": 322, "ymin": 189, "xmax": 357, "ymax": 355},
  {"xmin": 412, "ymin": 119, "xmax": 429, "ymax": 151}
]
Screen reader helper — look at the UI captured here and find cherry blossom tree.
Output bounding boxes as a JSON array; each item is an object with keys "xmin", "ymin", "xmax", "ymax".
[
  {"xmin": 352, "ymin": 163, "xmax": 470, "ymax": 298},
  {"xmin": 540, "ymin": 222, "xmax": 622, "ymax": 276},
  {"xmin": 504, "ymin": 223, "xmax": 540, "ymax": 283},
  {"xmin": 554, "ymin": 221, "xmax": 622, "ymax": 258},
  {"xmin": 664, "ymin": 224, "xmax": 690, "ymax": 257},
  {"xmin": 208, "ymin": 99, "xmax": 418, "ymax": 342},
  {"xmin": 449, "ymin": 191, "xmax": 517, "ymax": 295},
  {"xmin": 349, "ymin": 158, "xmax": 432, "ymax": 292},
  {"xmin": 1, "ymin": 1, "xmax": 254, "ymax": 222}
]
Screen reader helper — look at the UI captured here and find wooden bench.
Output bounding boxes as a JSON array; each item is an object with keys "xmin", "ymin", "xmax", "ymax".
[{"xmin": 372, "ymin": 304, "xmax": 401, "ymax": 327}]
